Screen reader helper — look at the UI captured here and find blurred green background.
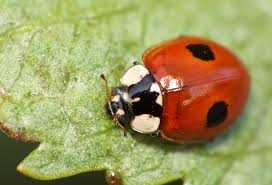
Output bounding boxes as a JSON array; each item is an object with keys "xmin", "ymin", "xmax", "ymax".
[{"xmin": 0, "ymin": 132, "xmax": 107, "ymax": 184}]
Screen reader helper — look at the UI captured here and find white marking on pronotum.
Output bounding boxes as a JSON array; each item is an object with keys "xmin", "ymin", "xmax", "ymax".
[
  {"xmin": 130, "ymin": 114, "xmax": 160, "ymax": 134},
  {"xmin": 120, "ymin": 65, "xmax": 149, "ymax": 86},
  {"xmin": 150, "ymin": 83, "xmax": 163, "ymax": 106},
  {"xmin": 150, "ymin": 82, "xmax": 160, "ymax": 92},
  {"xmin": 131, "ymin": 97, "xmax": 140, "ymax": 102},
  {"xmin": 156, "ymin": 94, "xmax": 163, "ymax": 106},
  {"xmin": 122, "ymin": 92, "xmax": 130, "ymax": 102}
]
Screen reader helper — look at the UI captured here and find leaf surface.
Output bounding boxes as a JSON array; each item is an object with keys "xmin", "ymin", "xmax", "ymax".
[{"xmin": 0, "ymin": 0, "xmax": 272, "ymax": 184}]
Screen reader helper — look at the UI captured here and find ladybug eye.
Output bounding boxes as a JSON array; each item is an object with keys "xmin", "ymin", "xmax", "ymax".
[
  {"xmin": 206, "ymin": 101, "xmax": 228, "ymax": 127},
  {"xmin": 186, "ymin": 44, "xmax": 215, "ymax": 61}
]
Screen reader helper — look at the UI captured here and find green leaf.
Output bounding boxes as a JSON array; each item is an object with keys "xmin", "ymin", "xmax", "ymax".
[{"xmin": 0, "ymin": 0, "xmax": 271, "ymax": 185}]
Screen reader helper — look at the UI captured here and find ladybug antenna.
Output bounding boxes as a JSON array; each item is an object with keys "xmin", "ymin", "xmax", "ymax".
[
  {"xmin": 100, "ymin": 74, "xmax": 111, "ymax": 101},
  {"xmin": 100, "ymin": 74, "xmax": 113, "ymax": 116}
]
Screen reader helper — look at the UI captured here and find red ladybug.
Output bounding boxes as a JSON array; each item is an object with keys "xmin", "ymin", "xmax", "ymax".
[{"xmin": 104, "ymin": 36, "xmax": 250, "ymax": 143}]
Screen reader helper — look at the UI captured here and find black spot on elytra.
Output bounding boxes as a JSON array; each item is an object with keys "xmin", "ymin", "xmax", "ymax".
[
  {"xmin": 207, "ymin": 101, "xmax": 228, "ymax": 127},
  {"xmin": 128, "ymin": 74, "xmax": 162, "ymax": 117},
  {"xmin": 186, "ymin": 44, "xmax": 215, "ymax": 61}
]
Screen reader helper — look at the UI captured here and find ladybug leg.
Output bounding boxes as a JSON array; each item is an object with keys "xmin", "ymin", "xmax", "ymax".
[
  {"xmin": 150, "ymin": 130, "xmax": 160, "ymax": 137},
  {"xmin": 113, "ymin": 116, "xmax": 128, "ymax": 137}
]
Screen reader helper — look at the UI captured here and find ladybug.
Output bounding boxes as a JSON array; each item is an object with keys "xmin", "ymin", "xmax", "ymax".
[{"xmin": 103, "ymin": 36, "xmax": 250, "ymax": 143}]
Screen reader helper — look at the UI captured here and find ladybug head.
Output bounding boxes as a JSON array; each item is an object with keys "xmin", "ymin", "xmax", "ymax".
[{"xmin": 108, "ymin": 86, "xmax": 134, "ymax": 128}]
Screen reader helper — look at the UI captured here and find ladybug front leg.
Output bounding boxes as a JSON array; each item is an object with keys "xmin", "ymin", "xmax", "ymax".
[{"xmin": 113, "ymin": 116, "xmax": 128, "ymax": 137}]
